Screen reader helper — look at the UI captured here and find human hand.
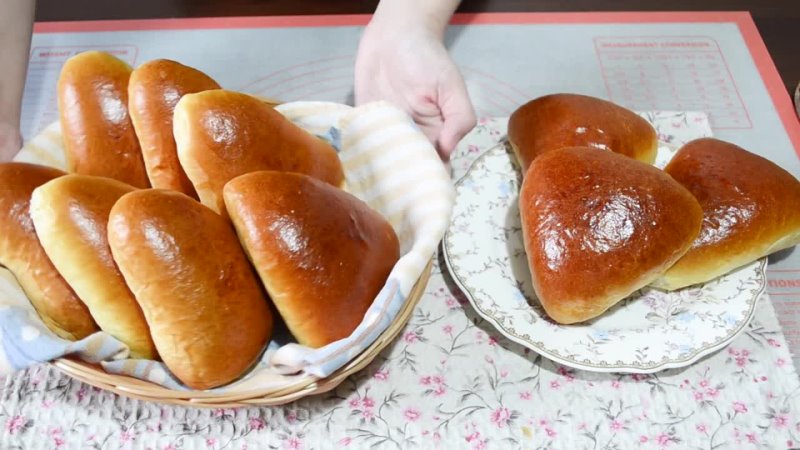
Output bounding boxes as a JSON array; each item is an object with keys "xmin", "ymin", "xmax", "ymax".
[
  {"xmin": 0, "ymin": 0, "xmax": 35, "ymax": 162},
  {"xmin": 354, "ymin": 10, "xmax": 476, "ymax": 161},
  {"xmin": 0, "ymin": 122, "xmax": 21, "ymax": 162}
]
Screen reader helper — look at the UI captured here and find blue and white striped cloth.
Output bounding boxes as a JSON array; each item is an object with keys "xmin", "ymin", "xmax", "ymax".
[{"xmin": 2, "ymin": 100, "xmax": 454, "ymax": 393}]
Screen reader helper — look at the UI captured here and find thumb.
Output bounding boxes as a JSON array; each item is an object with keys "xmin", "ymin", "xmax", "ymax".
[{"xmin": 436, "ymin": 77, "xmax": 477, "ymax": 161}]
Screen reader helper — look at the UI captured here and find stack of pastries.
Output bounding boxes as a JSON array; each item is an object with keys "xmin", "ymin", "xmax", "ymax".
[
  {"xmin": 509, "ymin": 93, "xmax": 800, "ymax": 325},
  {"xmin": 0, "ymin": 51, "xmax": 400, "ymax": 390}
]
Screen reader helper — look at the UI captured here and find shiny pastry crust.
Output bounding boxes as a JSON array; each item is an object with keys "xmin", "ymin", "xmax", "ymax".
[
  {"xmin": 508, "ymin": 93, "xmax": 658, "ymax": 174},
  {"xmin": 174, "ymin": 89, "xmax": 345, "ymax": 216},
  {"xmin": 128, "ymin": 59, "xmax": 220, "ymax": 197},
  {"xmin": 30, "ymin": 174, "xmax": 157, "ymax": 359},
  {"xmin": 654, "ymin": 138, "xmax": 800, "ymax": 290},
  {"xmin": 223, "ymin": 171, "xmax": 399, "ymax": 348},
  {"xmin": 0, "ymin": 163, "xmax": 97, "ymax": 339},
  {"xmin": 520, "ymin": 147, "xmax": 702, "ymax": 324},
  {"xmin": 57, "ymin": 51, "xmax": 150, "ymax": 188},
  {"xmin": 107, "ymin": 189, "xmax": 273, "ymax": 389}
]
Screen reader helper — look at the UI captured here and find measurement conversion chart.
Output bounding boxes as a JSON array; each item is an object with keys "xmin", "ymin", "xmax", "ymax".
[{"xmin": 595, "ymin": 36, "xmax": 751, "ymax": 129}]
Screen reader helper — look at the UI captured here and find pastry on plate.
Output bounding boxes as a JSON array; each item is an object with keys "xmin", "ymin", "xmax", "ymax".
[
  {"xmin": 654, "ymin": 138, "xmax": 800, "ymax": 290},
  {"xmin": 519, "ymin": 147, "xmax": 702, "ymax": 324},
  {"xmin": 508, "ymin": 93, "xmax": 658, "ymax": 174}
]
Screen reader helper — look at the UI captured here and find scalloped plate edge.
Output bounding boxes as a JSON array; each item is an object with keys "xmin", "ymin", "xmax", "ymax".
[{"xmin": 442, "ymin": 144, "xmax": 767, "ymax": 374}]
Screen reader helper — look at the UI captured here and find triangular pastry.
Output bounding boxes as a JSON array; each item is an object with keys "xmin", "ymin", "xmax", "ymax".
[
  {"xmin": 223, "ymin": 171, "xmax": 399, "ymax": 348},
  {"xmin": 654, "ymin": 138, "xmax": 800, "ymax": 290},
  {"xmin": 519, "ymin": 147, "xmax": 702, "ymax": 324},
  {"xmin": 508, "ymin": 93, "xmax": 658, "ymax": 174},
  {"xmin": 173, "ymin": 89, "xmax": 345, "ymax": 216}
]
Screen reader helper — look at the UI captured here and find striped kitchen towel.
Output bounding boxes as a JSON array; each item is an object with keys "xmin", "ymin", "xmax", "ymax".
[{"xmin": 1, "ymin": 100, "xmax": 454, "ymax": 392}]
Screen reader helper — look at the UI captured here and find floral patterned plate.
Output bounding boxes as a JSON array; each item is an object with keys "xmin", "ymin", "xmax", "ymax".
[{"xmin": 442, "ymin": 142, "xmax": 767, "ymax": 374}]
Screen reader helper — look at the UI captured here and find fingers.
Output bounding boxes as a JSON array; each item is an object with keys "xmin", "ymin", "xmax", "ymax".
[
  {"xmin": 352, "ymin": 31, "xmax": 474, "ymax": 163},
  {"xmin": 436, "ymin": 73, "xmax": 477, "ymax": 161}
]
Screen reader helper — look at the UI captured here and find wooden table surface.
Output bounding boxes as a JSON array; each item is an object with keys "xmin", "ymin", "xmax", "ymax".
[{"xmin": 34, "ymin": 0, "xmax": 800, "ymax": 96}]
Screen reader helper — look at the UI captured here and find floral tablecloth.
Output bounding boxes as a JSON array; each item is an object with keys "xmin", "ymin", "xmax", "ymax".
[{"xmin": 2, "ymin": 117, "xmax": 800, "ymax": 450}]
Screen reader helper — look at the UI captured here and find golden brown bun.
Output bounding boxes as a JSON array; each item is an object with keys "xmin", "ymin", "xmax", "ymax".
[
  {"xmin": 29, "ymin": 175, "xmax": 157, "ymax": 359},
  {"xmin": 223, "ymin": 171, "xmax": 399, "ymax": 348},
  {"xmin": 654, "ymin": 138, "xmax": 800, "ymax": 290},
  {"xmin": 174, "ymin": 89, "xmax": 345, "ymax": 215},
  {"xmin": 508, "ymin": 93, "xmax": 658, "ymax": 173},
  {"xmin": 128, "ymin": 59, "xmax": 221, "ymax": 197},
  {"xmin": 57, "ymin": 51, "xmax": 150, "ymax": 188},
  {"xmin": 519, "ymin": 147, "xmax": 702, "ymax": 324},
  {"xmin": 0, "ymin": 163, "xmax": 97, "ymax": 339},
  {"xmin": 107, "ymin": 189, "xmax": 273, "ymax": 389}
]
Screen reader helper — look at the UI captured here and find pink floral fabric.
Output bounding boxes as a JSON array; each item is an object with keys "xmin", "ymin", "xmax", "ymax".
[{"xmin": 2, "ymin": 116, "xmax": 799, "ymax": 449}]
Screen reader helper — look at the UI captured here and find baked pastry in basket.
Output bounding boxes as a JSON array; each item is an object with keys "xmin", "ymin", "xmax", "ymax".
[
  {"xmin": 57, "ymin": 51, "xmax": 150, "ymax": 188},
  {"xmin": 108, "ymin": 189, "xmax": 274, "ymax": 389},
  {"xmin": 128, "ymin": 59, "xmax": 221, "ymax": 198},
  {"xmin": 0, "ymin": 163, "xmax": 97, "ymax": 339},
  {"xmin": 30, "ymin": 174, "xmax": 157, "ymax": 359},
  {"xmin": 223, "ymin": 171, "xmax": 399, "ymax": 348},
  {"xmin": 174, "ymin": 89, "xmax": 345, "ymax": 216}
]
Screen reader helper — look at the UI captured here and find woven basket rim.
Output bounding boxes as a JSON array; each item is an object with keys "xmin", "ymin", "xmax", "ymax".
[{"xmin": 53, "ymin": 260, "xmax": 432, "ymax": 407}]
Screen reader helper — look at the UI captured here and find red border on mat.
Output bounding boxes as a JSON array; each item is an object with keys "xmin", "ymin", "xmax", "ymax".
[{"xmin": 31, "ymin": 11, "xmax": 800, "ymax": 158}]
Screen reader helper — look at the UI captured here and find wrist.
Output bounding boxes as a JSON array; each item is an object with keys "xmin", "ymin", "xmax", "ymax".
[{"xmin": 368, "ymin": 0, "xmax": 460, "ymax": 41}]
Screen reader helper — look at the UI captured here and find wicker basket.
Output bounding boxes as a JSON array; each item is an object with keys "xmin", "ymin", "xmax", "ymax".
[
  {"xmin": 11, "ymin": 94, "xmax": 442, "ymax": 407},
  {"xmin": 51, "ymin": 261, "xmax": 431, "ymax": 407}
]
